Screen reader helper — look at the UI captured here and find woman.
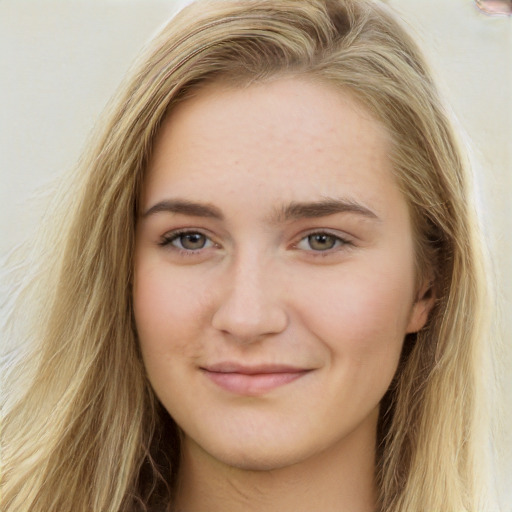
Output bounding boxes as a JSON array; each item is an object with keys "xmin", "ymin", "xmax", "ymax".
[{"xmin": 1, "ymin": 0, "xmax": 498, "ymax": 510}]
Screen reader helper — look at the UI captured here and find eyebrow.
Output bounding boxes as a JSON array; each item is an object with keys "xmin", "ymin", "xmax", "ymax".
[
  {"xmin": 271, "ymin": 198, "xmax": 380, "ymax": 223},
  {"xmin": 141, "ymin": 197, "xmax": 379, "ymax": 222},
  {"xmin": 142, "ymin": 199, "xmax": 224, "ymax": 220}
]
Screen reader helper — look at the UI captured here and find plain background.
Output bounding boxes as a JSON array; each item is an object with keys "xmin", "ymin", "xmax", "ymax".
[{"xmin": 1, "ymin": 0, "xmax": 510, "ymax": 507}]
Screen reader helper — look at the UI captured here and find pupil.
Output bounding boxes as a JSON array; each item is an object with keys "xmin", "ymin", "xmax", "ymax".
[
  {"xmin": 309, "ymin": 234, "xmax": 335, "ymax": 251},
  {"xmin": 182, "ymin": 233, "xmax": 205, "ymax": 250}
]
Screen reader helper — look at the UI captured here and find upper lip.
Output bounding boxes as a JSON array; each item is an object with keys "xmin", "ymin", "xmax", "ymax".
[{"xmin": 201, "ymin": 363, "xmax": 309, "ymax": 375}]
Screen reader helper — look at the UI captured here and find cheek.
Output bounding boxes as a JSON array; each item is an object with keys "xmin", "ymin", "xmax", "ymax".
[
  {"xmin": 296, "ymin": 262, "xmax": 414, "ymax": 372},
  {"xmin": 133, "ymin": 264, "xmax": 206, "ymax": 365},
  {"xmin": 133, "ymin": 263, "xmax": 213, "ymax": 418}
]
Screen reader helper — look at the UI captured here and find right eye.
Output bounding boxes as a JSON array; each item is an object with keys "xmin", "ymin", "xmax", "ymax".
[{"xmin": 159, "ymin": 230, "xmax": 215, "ymax": 252}]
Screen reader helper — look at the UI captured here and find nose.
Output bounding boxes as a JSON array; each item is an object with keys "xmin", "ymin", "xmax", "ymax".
[{"xmin": 211, "ymin": 252, "xmax": 289, "ymax": 344}]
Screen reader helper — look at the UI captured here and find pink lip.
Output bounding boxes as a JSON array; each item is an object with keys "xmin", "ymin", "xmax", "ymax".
[{"xmin": 201, "ymin": 363, "xmax": 310, "ymax": 395}]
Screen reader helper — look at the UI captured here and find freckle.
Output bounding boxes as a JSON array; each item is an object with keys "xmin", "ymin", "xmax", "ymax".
[{"xmin": 474, "ymin": 0, "xmax": 512, "ymax": 15}]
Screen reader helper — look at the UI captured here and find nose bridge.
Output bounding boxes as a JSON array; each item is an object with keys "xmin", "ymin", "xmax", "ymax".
[{"xmin": 211, "ymin": 245, "xmax": 288, "ymax": 342}]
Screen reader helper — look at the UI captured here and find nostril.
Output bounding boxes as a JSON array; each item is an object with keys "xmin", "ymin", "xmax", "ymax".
[
  {"xmin": 210, "ymin": 288, "xmax": 288, "ymax": 342},
  {"xmin": 474, "ymin": 0, "xmax": 512, "ymax": 15}
]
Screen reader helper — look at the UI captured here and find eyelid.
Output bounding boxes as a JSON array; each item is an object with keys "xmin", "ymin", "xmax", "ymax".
[
  {"xmin": 157, "ymin": 227, "xmax": 354, "ymax": 256},
  {"xmin": 292, "ymin": 229, "xmax": 354, "ymax": 252},
  {"xmin": 159, "ymin": 228, "xmax": 218, "ymax": 252}
]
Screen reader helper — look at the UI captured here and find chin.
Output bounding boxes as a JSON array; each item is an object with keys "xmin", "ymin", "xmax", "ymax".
[
  {"xmin": 214, "ymin": 449, "xmax": 302, "ymax": 472},
  {"xmin": 195, "ymin": 430, "xmax": 328, "ymax": 473}
]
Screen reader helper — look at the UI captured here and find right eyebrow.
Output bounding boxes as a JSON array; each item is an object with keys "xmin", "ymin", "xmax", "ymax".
[{"xmin": 141, "ymin": 199, "xmax": 224, "ymax": 220}]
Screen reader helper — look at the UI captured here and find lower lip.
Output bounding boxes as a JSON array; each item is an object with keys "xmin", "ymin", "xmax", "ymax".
[{"xmin": 203, "ymin": 370, "xmax": 309, "ymax": 395}]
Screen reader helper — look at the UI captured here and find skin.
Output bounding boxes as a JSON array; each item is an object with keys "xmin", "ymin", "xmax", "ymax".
[{"xmin": 133, "ymin": 77, "xmax": 433, "ymax": 512}]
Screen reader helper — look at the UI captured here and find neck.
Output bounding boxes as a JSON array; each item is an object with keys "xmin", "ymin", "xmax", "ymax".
[{"xmin": 174, "ymin": 412, "xmax": 378, "ymax": 512}]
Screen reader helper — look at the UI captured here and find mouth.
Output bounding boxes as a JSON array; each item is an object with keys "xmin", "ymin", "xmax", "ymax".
[{"xmin": 200, "ymin": 363, "xmax": 311, "ymax": 395}]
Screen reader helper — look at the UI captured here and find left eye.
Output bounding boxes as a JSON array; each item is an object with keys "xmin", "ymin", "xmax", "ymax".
[
  {"xmin": 296, "ymin": 233, "xmax": 347, "ymax": 251},
  {"xmin": 162, "ymin": 231, "xmax": 214, "ymax": 251}
]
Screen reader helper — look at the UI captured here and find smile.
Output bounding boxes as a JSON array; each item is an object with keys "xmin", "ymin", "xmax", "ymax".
[{"xmin": 200, "ymin": 364, "xmax": 311, "ymax": 395}]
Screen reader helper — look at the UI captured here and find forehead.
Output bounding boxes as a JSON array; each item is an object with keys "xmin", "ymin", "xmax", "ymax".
[{"xmin": 144, "ymin": 77, "xmax": 405, "ymax": 223}]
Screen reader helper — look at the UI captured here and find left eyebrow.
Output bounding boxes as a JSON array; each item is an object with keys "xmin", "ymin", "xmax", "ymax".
[{"xmin": 270, "ymin": 198, "xmax": 380, "ymax": 223}]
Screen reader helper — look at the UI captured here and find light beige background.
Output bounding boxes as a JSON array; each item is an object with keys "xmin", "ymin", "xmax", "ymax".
[{"xmin": 1, "ymin": 0, "xmax": 510, "ymax": 508}]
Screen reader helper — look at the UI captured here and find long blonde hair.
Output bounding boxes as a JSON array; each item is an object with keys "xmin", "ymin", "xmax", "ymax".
[{"xmin": 1, "ymin": 1, "xmax": 497, "ymax": 510}]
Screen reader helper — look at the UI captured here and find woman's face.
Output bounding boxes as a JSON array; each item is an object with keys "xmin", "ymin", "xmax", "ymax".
[{"xmin": 134, "ymin": 77, "xmax": 432, "ymax": 471}]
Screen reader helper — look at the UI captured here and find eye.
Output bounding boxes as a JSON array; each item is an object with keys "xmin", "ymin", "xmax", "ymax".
[
  {"xmin": 295, "ymin": 232, "xmax": 350, "ymax": 252},
  {"xmin": 160, "ymin": 230, "xmax": 214, "ymax": 251}
]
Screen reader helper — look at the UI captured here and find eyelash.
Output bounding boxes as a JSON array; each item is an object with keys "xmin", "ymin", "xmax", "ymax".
[
  {"xmin": 158, "ymin": 228, "xmax": 353, "ymax": 257},
  {"xmin": 293, "ymin": 230, "xmax": 353, "ymax": 256},
  {"xmin": 158, "ymin": 229, "xmax": 216, "ymax": 255}
]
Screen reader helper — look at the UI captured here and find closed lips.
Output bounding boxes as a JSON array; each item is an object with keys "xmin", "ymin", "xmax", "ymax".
[
  {"xmin": 201, "ymin": 363, "xmax": 310, "ymax": 374},
  {"xmin": 200, "ymin": 364, "xmax": 312, "ymax": 395}
]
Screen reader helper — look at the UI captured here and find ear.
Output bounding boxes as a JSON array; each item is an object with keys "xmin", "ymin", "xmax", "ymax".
[{"xmin": 406, "ymin": 279, "xmax": 435, "ymax": 334}]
